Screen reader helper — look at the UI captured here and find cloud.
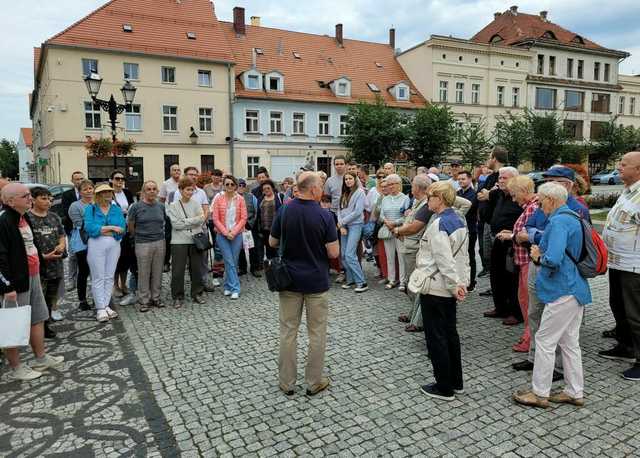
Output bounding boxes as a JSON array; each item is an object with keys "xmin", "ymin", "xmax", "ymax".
[{"xmin": 2, "ymin": 0, "xmax": 639, "ymax": 141}]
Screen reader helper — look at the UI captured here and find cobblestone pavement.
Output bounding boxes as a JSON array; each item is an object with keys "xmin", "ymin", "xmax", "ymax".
[{"xmin": 2, "ymin": 259, "xmax": 640, "ymax": 457}]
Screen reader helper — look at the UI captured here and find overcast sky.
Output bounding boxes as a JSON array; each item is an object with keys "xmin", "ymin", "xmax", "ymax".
[{"xmin": 3, "ymin": 0, "xmax": 640, "ymax": 142}]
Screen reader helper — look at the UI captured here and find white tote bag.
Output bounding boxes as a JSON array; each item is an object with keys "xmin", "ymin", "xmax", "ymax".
[
  {"xmin": 242, "ymin": 230, "xmax": 255, "ymax": 250},
  {"xmin": 0, "ymin": 300, "xmax": 31, "ymax": 348}
]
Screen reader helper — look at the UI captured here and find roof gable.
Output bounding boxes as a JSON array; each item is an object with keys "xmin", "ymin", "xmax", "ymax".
[{"xmin": 20, "ymin": 128, "xmax": 33, "ymax": 147}]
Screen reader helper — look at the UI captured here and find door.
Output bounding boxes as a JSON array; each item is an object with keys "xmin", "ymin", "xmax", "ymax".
[
  {"xmin": 270, "ymin": 156, "xmax": 307, "ymax": 181},
  {"xmin": 88, "ymin": 156, "xmax": 144, "ymax": 195}
]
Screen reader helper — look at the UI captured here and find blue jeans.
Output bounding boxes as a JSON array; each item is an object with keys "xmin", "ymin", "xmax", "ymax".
[
  {"xmin": 216, "ymin": 233, "xmax": 243, "ymax": 294},
  {"xmin": 340, "ymin": 223, "xmax": 365, "ymax": 286}
]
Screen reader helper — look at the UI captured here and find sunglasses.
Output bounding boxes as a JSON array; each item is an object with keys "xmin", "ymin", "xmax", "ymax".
[
  {"xmin": 113, "ymin": 177, "xmax": 125, "ymax": 181},
  {"xmin": 224, "ymin": 182, "xmax": 237, "ymax": 187},
  {"xmin": 239, "ymin": 183, "xmax": 246, "ymax": 187}
]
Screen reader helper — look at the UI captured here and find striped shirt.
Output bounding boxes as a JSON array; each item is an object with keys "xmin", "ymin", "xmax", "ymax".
[
  {"xmin": 603, "ymin": 180, "xmax": 640, "ymax": 273},
  {"xmin": 379, "ymin": 193, "xmax": 410, "ymax": 224}
]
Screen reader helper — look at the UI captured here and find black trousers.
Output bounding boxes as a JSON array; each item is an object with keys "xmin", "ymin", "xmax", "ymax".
[
  {"xmin": 261, "ymin": 230, "xmax": 278, "ymax": 260},
  {"xmin": 170, "ymin": 244, "xmax": 204, "ymax": 300},
  {"xmin": 421, "ymin": 294, "xmax": 463, "ymax": 395},
  {"xmin": 467, "ymin": 231, "xmax": 477, "ymax": 287},
  {"xmin": 609, "ymin": 269, "xmax": 640, "ymax": 360},
  {"xmin": 477, "ymin": 222, "xmax": 490, "ymax": 271},
  {"xmin": 489, "ymin": 238, "xmax": 521, "ymax": 319},
  {"xmin": 75, "ymin": 249, "xmax": 90, "ymax": 303}
]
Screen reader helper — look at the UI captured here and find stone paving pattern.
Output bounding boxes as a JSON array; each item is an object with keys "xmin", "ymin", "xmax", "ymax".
[{"xmin": 2, "ymin": 258, "xmax": 640, "ymax": 456}]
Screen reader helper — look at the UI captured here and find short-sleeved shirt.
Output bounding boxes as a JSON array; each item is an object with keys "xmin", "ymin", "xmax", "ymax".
[
  {"xmin": 415, "ymin": 204, "xmax": 434, "ymax": 225},
  {"xmin": 159, "ymin": 178, "xmax": 180, "ymax": 205},
  {"xmin": 19, "ymin": 216, "xmax": 40, "ymax": 277},
  {"xmin": 28, "ymin": 212, "xmax": 65, "ymax": 279},
  {"xmin": 324, "ymin": 174, "xmax": 344, "ymax": 213},
  {"xmin": 128, "ymin": 200, "xmax": 166, "ymax": 243},
  {"xmin": 270, "ymin": 199, "xmax": 338, "ymax": 294}
]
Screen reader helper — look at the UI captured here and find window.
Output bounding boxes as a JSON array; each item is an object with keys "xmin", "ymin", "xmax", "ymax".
[
  {"xmin": 125, "ymin": 104, "xmax": 141, "ymax": 131},
  {"xmin": 564, "ymin": 120, "xmax": 583, "ymax": 140},
  {"xmin": 577, "ymin": 60, "xmax": 584, "ymax": 79},
  {"xmin": 245, "ymin": 110, "xmax": 259, "ymax": 133},
  {"xmin": 268, "ymin": 76, "xmax": 283, "ymax": 92},
  {"xmin": 567, "ymin": 58, "xmax": 574, "ymax": 78},
  {"xmin": 619, "ymin": 96, "xmax": 625, "ymax": 115},
  {"xmin": 247, "ymin": 156, "xmax": 260, "ymax": 178},
  {"xmin": 591, "ymin": 93, "xmax": 611, "ymax": 113},
  {"xmin": 397, "ymin": 86, "xmax": 408, "ymax": 100},
  {"xmin": 200, "ymin": 155, "xmax": 215, "ymax": 174},
  {"xmin": 564, "ymin": 91, "xmax": 584, "ymax": 111},
  {"xmin": 604, "ymin": 63, "xmax": 610, "ymax": 82},
  {"xmin": 535, "ymin": 88, "xmax": 556, "ymax": 109},
  {"xmin": 512, "ymin": 87, "xmax": 520, "ymax": 107},
  {"xmin": 337, "ymin": 82, "xmax": 348, "ymax": 96},
  {"xmin": 339, "ymin": 115, "xmax": 349, "ymax": 136},
  {"xmin": 199, "ymin": 108, "xmax": 213, "ymax": 132},
  {"xmin": 631, "ymin": 97, "xmax": 636, "ymax": 115},
  {"xmin": 471, "ymin": 84, "xmax": 480, "ymax": 105},
  {"xmin": 497, "ymin": 86, "xmax": 505, "ymax": 106},
  {"xmin": 198, "ymin": 70, "xmax": 211, "ymax": 87},
  {"xmin": 82, "ymin": 58, "xmax": 98, "ymax": 77},
  {"xmin": 162, "ymin": 105, "xmax": 178, "ymax": 131},
  {"xmin": 439, "ymin": 81, "xmax": 448, "ymax": 102},
  {"xmin": 455, "ymin": 82, "xmax": 464, "ymax": 104},
  {"xmin": 269, "ymin": 112, "xmax": 283, "ymax": 134},
  {"xmin": 454, "ymin": 121, "xmax": 464, "ymax": 144},
  {"xmin": 161, "ymin": 66, "xmax": 176, "ymax": 83},
  {"xmin": 247, "ymin": 74, "xmax": 260, "ymax": 90},
  {"xmin": 594, "ymin": 62, "xmax": 600, "ymax": 81},
  {"xmin": 537, "ymin": 55, "xmax": 544, "ymax": 75},
  {"xmin": 164, "ymin": 155, "xmax": 179, "ymax": 180},
  {"xmin": 123, "ymin": 62, "xmax": 139, "ymax": 80},
  {"xmin": 84, "ymin": 101, "xmax": 101, "ymax": 129},
  {"xmin": 292, "ymin": 112, "xmax": 305, "ymax": 134},
  {"xmin": 549, "ymin": 56, "xmax": 556, "ymax": 76},
  {"xmin": 590, "ymin": 121, "xmax": 608, "ymax": 140},
  {"xmin": 318, "ymin": 114, "xmax": 330, "ymax": 135}
]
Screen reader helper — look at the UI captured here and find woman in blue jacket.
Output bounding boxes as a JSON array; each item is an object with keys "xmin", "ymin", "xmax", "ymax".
[
  {"xmin": 84, "ymin": 183, "xmax": 127, "ymax": 323},
  {"xmin": 337, "ymin": 172, "xmax": 367, "ymax": 292},
  {"xmin": 513, "ymin": 182, "xmax": 591, "ymax": 409}
]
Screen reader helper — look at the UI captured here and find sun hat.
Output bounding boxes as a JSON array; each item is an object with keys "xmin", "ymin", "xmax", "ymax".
[{"xmin": 94, "ymin": 183, "xmax": 114, "ymax": 194}]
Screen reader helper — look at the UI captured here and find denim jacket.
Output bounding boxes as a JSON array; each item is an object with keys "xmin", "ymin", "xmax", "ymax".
[
  {"xmin": 84, "ymin": 202, "xmax": 127, "ymax": 241},
  {"xmin": 536, "ymin": 205, "xmax": 592, "ymax": 306},
  {"xmin": 526, "ymin": 195, "xmax": 590, "ymax": 244}
]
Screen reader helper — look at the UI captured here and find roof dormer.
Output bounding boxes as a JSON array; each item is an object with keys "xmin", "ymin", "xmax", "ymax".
[
  {"xmin": 330, "ymin": 76, "xmax": 351, "ymax": 97},
  {"xmin": 242, "ymin": 68, "xmax": 263, "ymax": 91},
  {"xmin": 390, "ymin": 82, "xmax": 410, "ymax": 101},
  {"xmin": 265, "ymin": 70, "xmax": 284, "ymax": 93},
  {"xmin": 490, "ymin": 34, "xmax": 503, "ymax": 44},
  {"xmin": 542, "ymin": 30, "xmax": 557, "ymax": 40}
]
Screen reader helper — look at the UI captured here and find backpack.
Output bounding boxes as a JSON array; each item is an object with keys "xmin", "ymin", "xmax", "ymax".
[{"xmin": 563, "ymin": 211, "xmax": 608, "ymax": 278}]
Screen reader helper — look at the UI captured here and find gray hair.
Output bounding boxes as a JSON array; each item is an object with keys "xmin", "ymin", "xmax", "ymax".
[
  {"xmin": 413, "ymin": 174, "xmax": 432, "ymax": 190},
  {"xmin": 537, "ymin": 182, "xmax": 568, "ymax": 203},
  {"xmin": 499, "ymin": 166, "xmax": 519, "ymax": 177},
  {"xmin": 297, "ymin": 172, "xmax": 321, "ymax": 191},
  {"xmin": 416, "ymin": 166, "xmax": 428, "ymax": 175},
  {"xmin": 386, "ymin": 173, "xmax": 402, "ymax": 184}
]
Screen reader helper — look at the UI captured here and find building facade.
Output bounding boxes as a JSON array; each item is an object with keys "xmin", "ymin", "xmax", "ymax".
[{"xmin": 17, "ymin": 128, "xmax": 35, "ymax": 182}]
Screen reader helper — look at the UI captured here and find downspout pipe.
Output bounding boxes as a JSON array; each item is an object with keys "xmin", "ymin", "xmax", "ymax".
[{"xmin": 227, "ymin": 63, "xmax": 235, "ymax": 175}]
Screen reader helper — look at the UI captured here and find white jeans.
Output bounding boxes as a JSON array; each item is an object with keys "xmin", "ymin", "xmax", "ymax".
[
  {"xmin": 384, "ymin": 238, "xmax": 406, "ymax": 284},
  {"xmin": 532, "ymin": 295, "xmax": 584, "ymax": 399},
  {"xmin": 87, "ymin": 236, "xmax": 121, "ymax": 310}
]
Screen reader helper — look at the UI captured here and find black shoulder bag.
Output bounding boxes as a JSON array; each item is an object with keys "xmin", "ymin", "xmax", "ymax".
[
  {"xmin": 265, "ymin": 205, "xmax": 293, "ymax": 292},
  {"xmin": 179, "ymin": 201, "xmax": 212, "ymax": 252}
]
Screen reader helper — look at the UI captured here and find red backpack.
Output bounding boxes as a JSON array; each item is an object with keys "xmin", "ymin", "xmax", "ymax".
[{"xmin": 564, "ymin": 212, "xmax": 608, "ymax": 278}]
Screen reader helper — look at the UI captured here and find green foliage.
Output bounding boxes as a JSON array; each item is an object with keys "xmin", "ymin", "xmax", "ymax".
[
  {"xmin": 560, "ymin": 143, "xmax": 590, "ymax": 164},
  {"xmin": 493, "ymin": 112, "xmax": 530, "ymax": 167},
  {"xmin": 524, "ymin": 109, "xmax": 568, "ymax": 170},
  {"xmin": 0, "ymin": 139, "xmax": 19, "ymax": 180},
  {"xmin": 589, "ymin": 118, "xmax": 638, "ymax": 167},
  {"xmin": 407, "ymin": 104, "xmax": 455, "ymax": 166},
  {"xmin": 458, "ymin": 116, "xmax": 492, "ymax": 167},
  {"xmin": 341, "ymin": 98, "xmax": 407, "ymax": 166}
]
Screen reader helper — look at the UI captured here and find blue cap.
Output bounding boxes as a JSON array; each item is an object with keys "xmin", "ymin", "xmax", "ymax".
[
  {"xmin": 238, "ymin": 178, "xmax": 247, "ymax": 186},
  {"xmin": 542, "ymin": 166, "xmax": 575, "ymax": 181}
]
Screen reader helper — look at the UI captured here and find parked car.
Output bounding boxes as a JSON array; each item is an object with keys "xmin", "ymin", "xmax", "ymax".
[
  {"xmin": 591, "ymin": 169, "xmax": 614, "ymax": 184},
  {"xmin": 25, "ymin": 183, "xmax": 74, "ymax": 219},
  {"xmin": 592, "ymin": 170, "xmax": 622, "ymax": 185},
  {"xmin": 528, "ymin": 171, "xmax": 545, "ymax": 188}
]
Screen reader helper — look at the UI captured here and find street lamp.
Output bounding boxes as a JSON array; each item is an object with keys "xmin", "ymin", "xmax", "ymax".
[{"xmin": 83, "ymin": 72, "xmax": 137, "ymax": 169}]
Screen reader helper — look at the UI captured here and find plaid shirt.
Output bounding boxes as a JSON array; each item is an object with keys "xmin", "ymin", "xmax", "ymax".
[
  {"xmin": 603, "ymin": 180, "xmax": 640, "ymax": 273},
  {"xmin": 513, "ymin": 197, "xmax": 539, "ymax": 266}
]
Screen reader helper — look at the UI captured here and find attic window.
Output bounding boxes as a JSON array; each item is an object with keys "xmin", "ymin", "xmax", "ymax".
[
  {"xmin": 186, "ymin": 32, "xmax": 196, "ymax": 40},
  {"xmin": 542, "ymin": 31, "xmax": 557, "ymax": 40},
  {"xmin": 293, "ymin": 51, "xmax": 301, "ymax": 59},
  {"xmin": 255, "ymin": 48, "xmax": 264, "ymax": 55},
  {"xmin": 367, "ymin": 83, "xmax": 380, "ymax": 92},
  {"xmin": 490, "ymin": 34, "xmax": 503, "ymax": 44},
  {"xmin": 375, "ymin": 62, "xmax": 383, "ymax": 68},
  {"xmin": 122, "ymin": 24, "xmax": 133, "ymax": 33},
  {"xmin": 572, "ymin": 35, "xmax": 585, "ymax": 45}
]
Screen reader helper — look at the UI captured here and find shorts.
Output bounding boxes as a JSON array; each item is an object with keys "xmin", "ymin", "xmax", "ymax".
[{"xmin": 15, "ymin": 275, "xmax": 49, "ymax": 325}]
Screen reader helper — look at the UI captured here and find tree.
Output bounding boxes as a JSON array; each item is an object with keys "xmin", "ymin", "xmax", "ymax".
[
  {"xmin": 524, "ymin": 109, "xmax": 567, "ymax": 170},
  {"xmin": 341, "ymin": 98, "xmax": 406, "ymax": 166},
  {"xmin": 589, "ymin": 118, "xmax": 637, "ymax": 170},
  {"xmin": 0, "ymin": 139, "xmax": 19, "ymax": 180},
  {"xmin": 407, "ymin": 104, "xmax": 455, "ymax": 167},
  {"xmin": 493, "ymin": 112, "xmax": 530, "ymax": 167},
  {"xmin": 458, "ymin": 116, "xmax": 492, "ymax": 167}
]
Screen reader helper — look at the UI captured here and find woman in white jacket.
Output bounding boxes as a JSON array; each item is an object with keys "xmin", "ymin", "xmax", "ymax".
[{"xmin": 408, "ymin": 181, "xmax": 470, "ymax": 402}]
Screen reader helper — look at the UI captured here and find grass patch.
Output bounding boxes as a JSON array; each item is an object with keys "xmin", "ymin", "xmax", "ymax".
[{"xmin": 590, "ymin": 211, "xmax": 609, "ymax": 222}]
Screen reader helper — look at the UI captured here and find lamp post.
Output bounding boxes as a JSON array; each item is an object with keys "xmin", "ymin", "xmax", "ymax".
[{"xmin": 83, "ymin": 72, "xmax": 137, "ymax": 170}]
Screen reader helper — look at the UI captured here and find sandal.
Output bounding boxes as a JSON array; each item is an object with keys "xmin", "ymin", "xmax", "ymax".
[
  {"xmin": 405, "ymin": 324, "xmax": 423, "ymax": 333},
  {"xmin": 398, "ymin": 314, "xmax": 410, "ymax": 323}
]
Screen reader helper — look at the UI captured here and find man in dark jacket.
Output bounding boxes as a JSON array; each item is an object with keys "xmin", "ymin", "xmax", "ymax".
[
  {"xmin": 0, "ymin": 183, "xmax": 64, "ymax": 381},
  {"xmin": 457, "ymin": 171, "xmax": 478, "ymax": 291},
  {"xmin": 61, "ymin": 171, "xmax": 85, "ymax": 290}
]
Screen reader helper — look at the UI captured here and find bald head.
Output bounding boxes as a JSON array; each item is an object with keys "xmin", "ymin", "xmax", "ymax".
[
  {"xmin": 297, "ymin": 171, "xmax": 321, "ymax": 192},
  {"xmin": 619, "ymin": 151, "xmax": 640, "ymax": 186},
  {"xmin": 1, "ymin": 183, "xmax": 31, "ymax": 214}
]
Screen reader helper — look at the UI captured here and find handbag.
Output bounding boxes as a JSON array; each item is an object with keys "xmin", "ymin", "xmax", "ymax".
[
  {"xmin": 377, "ymin": 224, "xmax": 392, "ymax": 240},
  {"xmin": 179, "ymin": 201, "xmax": 212, "ymax": 252},
  {"xmin": 0, "ymin": 300, "xmax": 32, "ymax": 348},
  {"xmin": 265, "ymin": 205, "xmax": 293, "ymax": 292},
  {"xmin": 242, "ymin": 230, "xmax": 255, "ymax": 249},
  {"xmin": 69, "ymin": 227, "xmax": 87, "ymax": 253}
]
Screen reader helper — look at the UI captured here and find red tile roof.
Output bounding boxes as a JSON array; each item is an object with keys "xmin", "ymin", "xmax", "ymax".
[
  {"xmin": 44, "ymin": 0, "xmax": 233, "ymax": 63},
  {"xmin": 471, "ymin": 9, "xmax": 604, "ymax": 50},
  {"xmin": 20, "ymin": 128, "xmax": 33, "ymax": 147},
  {"xmin": 33, "ymin": 47, "xmax": 41, "ymax": 78},
  {"xmin": 220, "ymin": 22, "xmax": 426, "ymax": 108}
]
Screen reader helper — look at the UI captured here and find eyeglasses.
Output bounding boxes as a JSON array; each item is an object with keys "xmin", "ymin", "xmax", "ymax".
[
  {"xmin": 376, "ymin": 175, "xmax": 385, "ymax": 179},
  {"xmin": 224, "ymin": 182, "xmax": 237, "ymax": 188},
  {"xmin": 113, "ymin": 177, "xmax": 125, "ymax": 181},
  {"xmin": 239, "ymin": 183, "xmax": 246, "ymax": 188},
  {"xmin": 18, "ymin": 192, "xmax": 32, "ymax": 199}
]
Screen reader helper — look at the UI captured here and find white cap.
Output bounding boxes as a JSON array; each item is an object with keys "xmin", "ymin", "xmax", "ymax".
[{"xmin": 427, "ymin": 173, "xmax": 440, "ymax": 182}]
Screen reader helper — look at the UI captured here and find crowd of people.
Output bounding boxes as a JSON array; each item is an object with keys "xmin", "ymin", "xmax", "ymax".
[{"xmin": 1, "ymin": 150, "xmax": 639, "ymax": 412}]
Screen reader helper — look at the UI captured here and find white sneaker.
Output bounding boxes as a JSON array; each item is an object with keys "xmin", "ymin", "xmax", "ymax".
[
  {"xmin": 212, "ymin": 279, "xmax": 221, "ymax": 287},
  {"xmin": 50, "ymin": 310, "xmax": 64, "ymax": 321},
  {"xmin": 12, "ymin": 365, "xmax": 43, "ymax": 381},
  {"xmin": 119, "ymin": 294, "xmax": 137, "ymax": 306},
  {"xmin": 32, "ymin": 354, "xmax": 65, "ymax": 372},
  {"xmin": 96, "ymin": 310, "xmax": 109, "ymax": 322},
  {"xmin": 105, "ymin": 307, "xmax": 119, "ymax": 319},
  {"xmin": 223, "ymin": 290, "xmax": 231, "ymax": 296},
  {"xmin": 231, "ymin": 292, "xmax": 239, "ymax": 300}
]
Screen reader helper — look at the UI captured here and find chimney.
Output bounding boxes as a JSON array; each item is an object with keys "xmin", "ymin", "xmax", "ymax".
[
  {"xmin": 510, "ymin": 5, "xmax": 518, "ymax": 15},
  {"xmin": 335, "ymin": 23, "xmax": 343, "ymax": 46},
  {"xmin": 389, "ymin": 28, "xmax": 396, "ymax": 49},
  {"xmin": 540, "ymin": 10, "xmax": 548, "ymax": 21},
  {"xmin": 233, "ymin": 7, "xmax": 245, "ymax": 35},
  {"xmin": 250, "ymin": 16, "xmax": 261, "ymax": 26},
  {"xmin": 251, "ymin": 48, "xmax": 257, "ymax": 68},
  {"xmin": 494, "ymin": 12, "xmax": 502, "ymax": 20}
]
